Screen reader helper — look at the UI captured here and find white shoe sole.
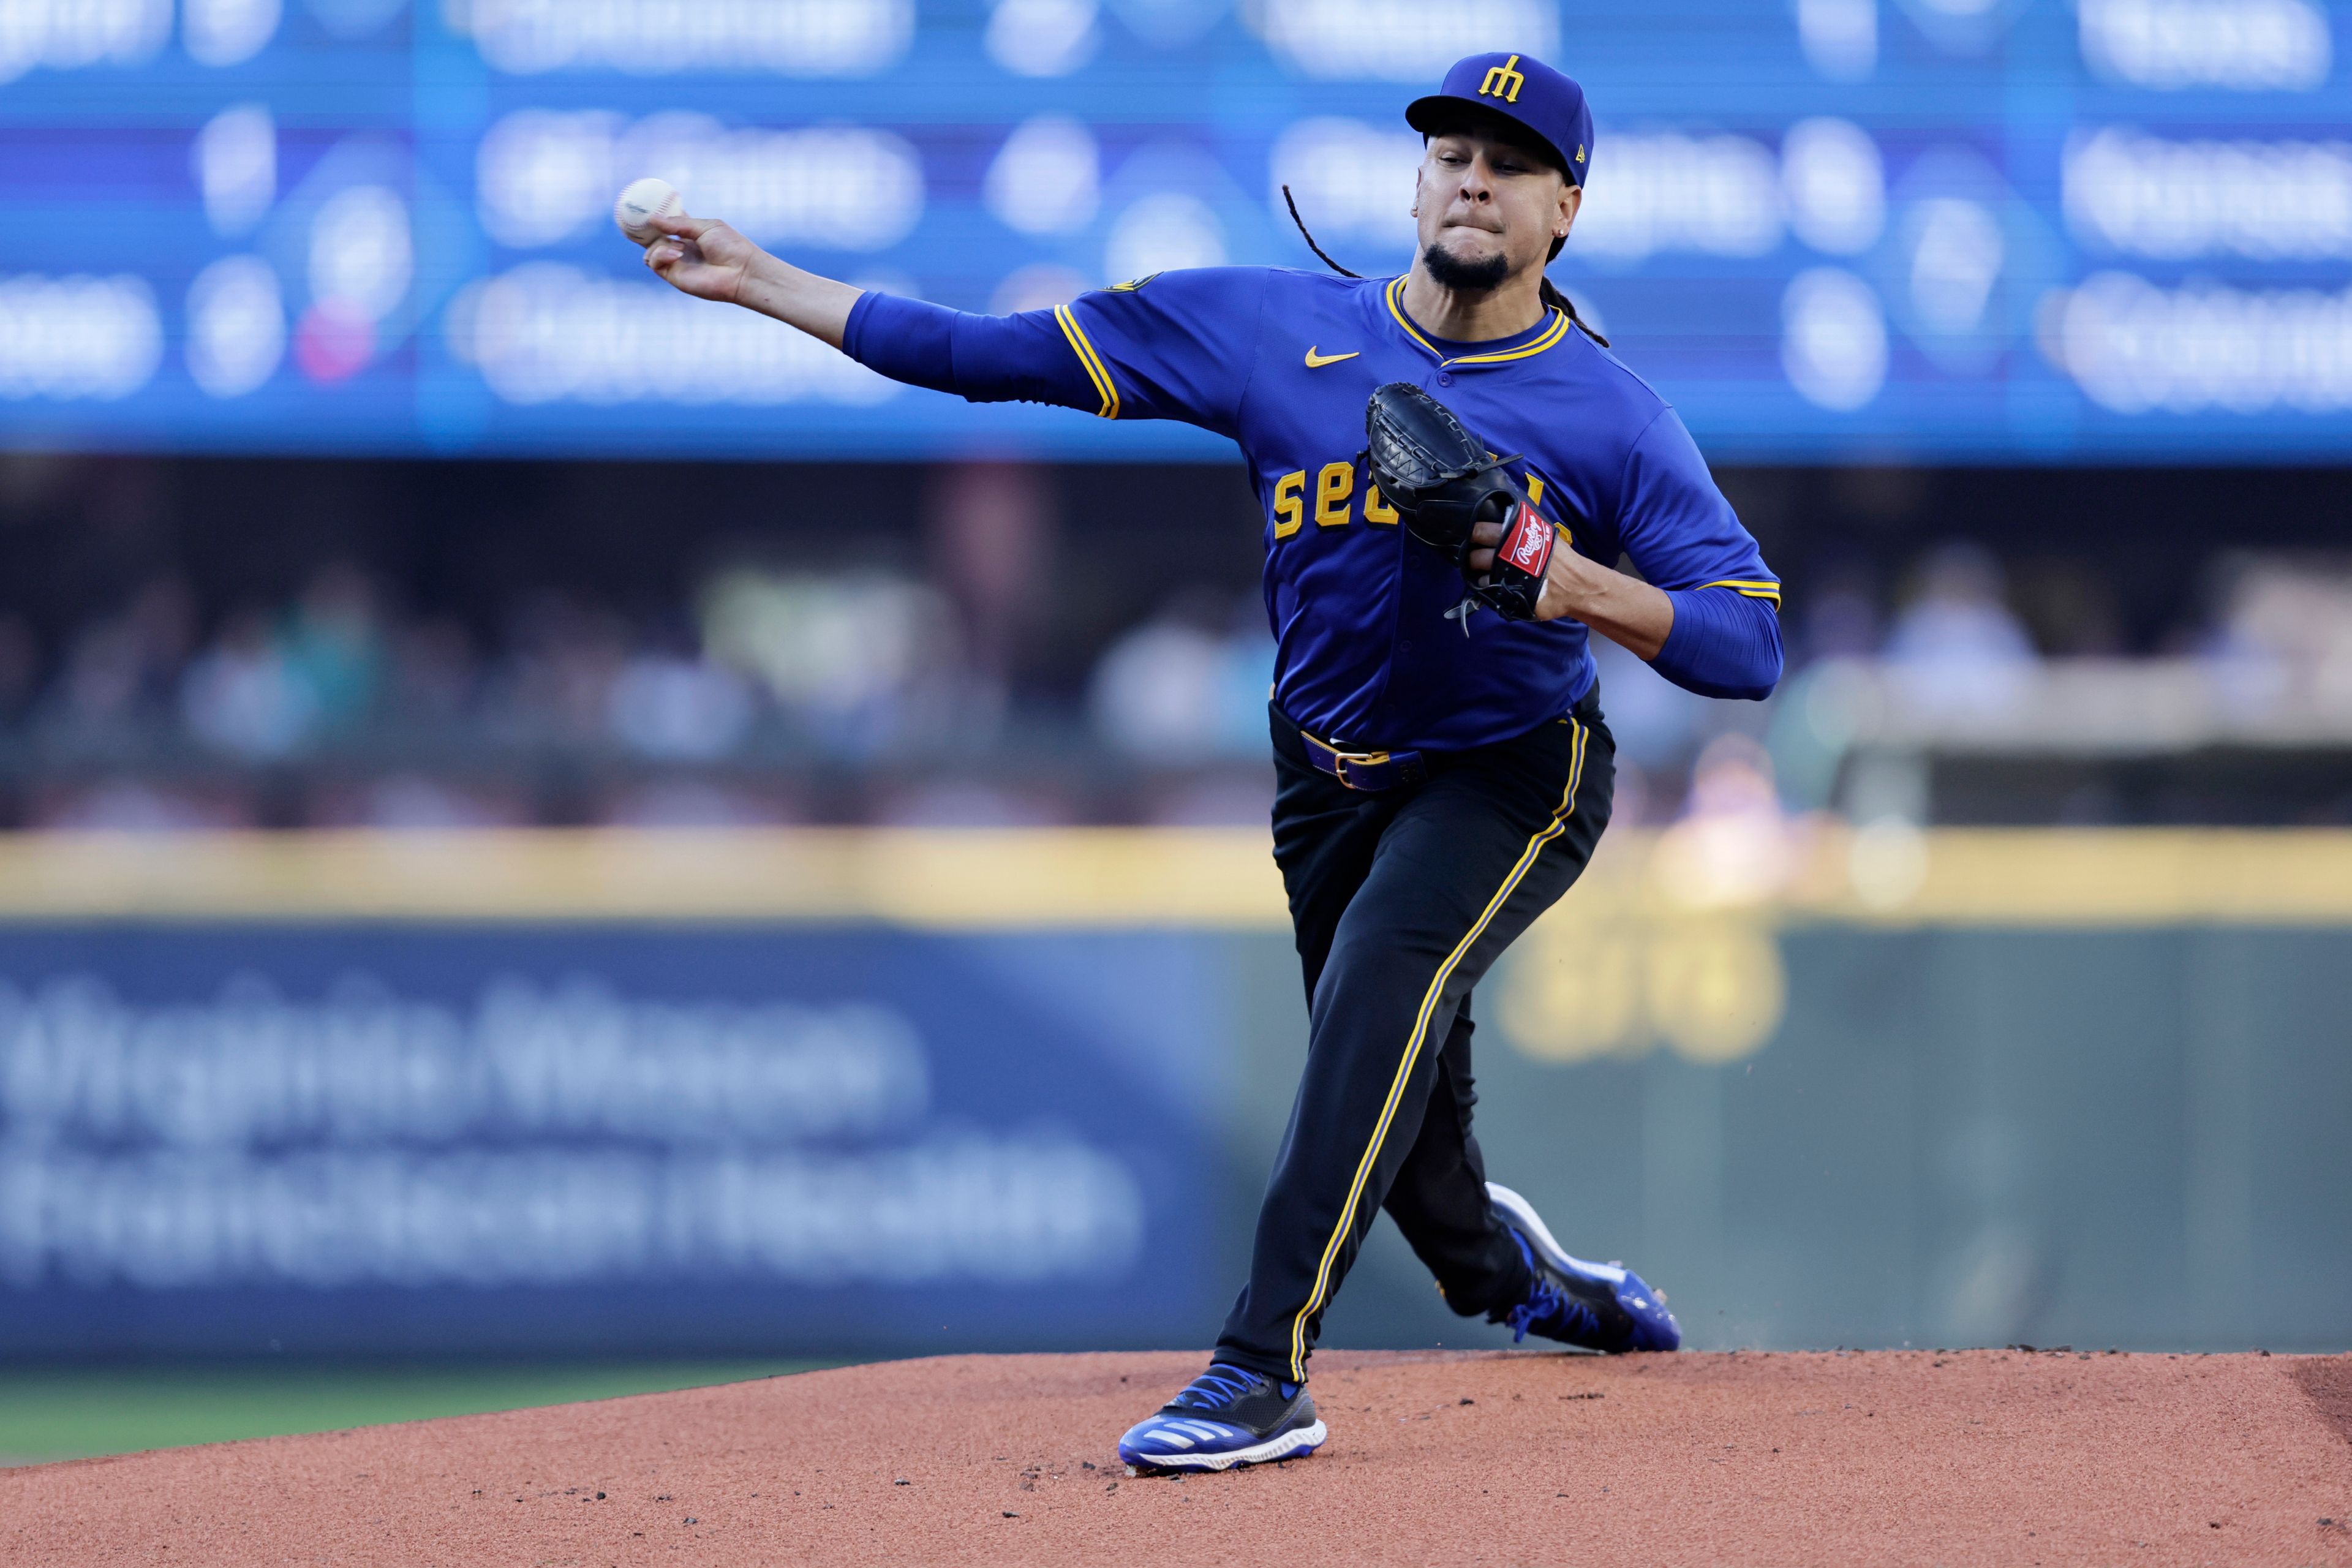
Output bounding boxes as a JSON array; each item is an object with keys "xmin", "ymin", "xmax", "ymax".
[
  {"xmin": 1486, "ymin": 1181, "xmax": 1627, "ymax": 1286},
  {"xmin": 1122, "ymin": 1419, "xmax": 1327, "ymax": 1474}
]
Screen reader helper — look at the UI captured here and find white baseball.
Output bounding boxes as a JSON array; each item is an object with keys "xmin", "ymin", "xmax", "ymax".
[{"xmin": 614, "ymin": 177, "xmax": 684, "ymax": 244}]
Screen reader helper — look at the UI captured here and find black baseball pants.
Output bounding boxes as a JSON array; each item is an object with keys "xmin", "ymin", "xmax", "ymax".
[{"xmin": 1214, "ymin": 691, "xmax": 1615, "ymax": 1384}]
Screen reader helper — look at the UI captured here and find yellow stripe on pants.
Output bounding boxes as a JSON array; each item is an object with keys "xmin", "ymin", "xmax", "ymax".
[{"xmin": 1284, "ymin": 719, "xmax": 1588, "ymax": 1379}]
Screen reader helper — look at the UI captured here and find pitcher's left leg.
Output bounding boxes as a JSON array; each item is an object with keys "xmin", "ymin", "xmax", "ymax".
[{"xmin": 1212, "ymin": 710, "xmax": 1611, "ymax": 1382}]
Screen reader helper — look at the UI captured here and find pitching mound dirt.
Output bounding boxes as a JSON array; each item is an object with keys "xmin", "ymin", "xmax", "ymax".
[{"xmin": 5, "ymin": 1349, "xmax": 2348, "ymax": 1566}]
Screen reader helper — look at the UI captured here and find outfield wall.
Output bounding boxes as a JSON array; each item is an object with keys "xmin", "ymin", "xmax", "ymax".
[{"xmin": 0, "ymin": 828, "xmax": 2345, "ymax": 1357}]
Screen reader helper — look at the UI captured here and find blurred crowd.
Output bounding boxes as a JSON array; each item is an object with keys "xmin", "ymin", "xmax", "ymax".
[
  {"xmin": 0, "ymin": 555, "xmax": 1278, "ymax": 829},
  {"xmin": 4, "ymin": 536, "xmax": 2349, "ymax": 832}
]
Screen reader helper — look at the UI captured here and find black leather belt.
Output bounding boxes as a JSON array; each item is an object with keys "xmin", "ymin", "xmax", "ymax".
[{"xmin": 1296, "ymin": 729, "xmax": 1427, "ymax": 792}]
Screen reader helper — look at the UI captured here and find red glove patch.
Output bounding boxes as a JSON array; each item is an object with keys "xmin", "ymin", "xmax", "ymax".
[{"xmin": 1496, "ymin": 502, "xmax": 1556, "ymax": 579}]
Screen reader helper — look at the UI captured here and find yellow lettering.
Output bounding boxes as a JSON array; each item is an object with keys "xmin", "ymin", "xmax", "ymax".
[
  {"xmin": 1363, "ymin": 483, "xmax": 1399, "ymax": 526},
  {"xmin": 1523, "ymin": 473, "xmax": 1571, "ymax": 546},
  {"xmin": 1273, "ymin": 470, "xmax": 1306, "ymax": 538},
  {"xmin": 1315, "ymin": 462, "xmax": 1354, "ymax": 527},
  {"xmin": 1479, "ymin": 55, "xmax": 1526, "ymax": 104}
]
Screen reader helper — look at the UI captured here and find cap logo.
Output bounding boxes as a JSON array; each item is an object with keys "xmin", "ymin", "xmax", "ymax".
[
  {"xmin": 1576, "ymin": 145, "xmax": 1586, "ymax": 164},
  {"xmin": 1478, "ymin": 53, "xmax": 1526, "ymax": 104}
]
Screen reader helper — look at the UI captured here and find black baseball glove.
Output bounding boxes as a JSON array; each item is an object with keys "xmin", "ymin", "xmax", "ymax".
[{"xmin": 1362, "ymin": 381, "xmax": 1558, "ymax": 623}]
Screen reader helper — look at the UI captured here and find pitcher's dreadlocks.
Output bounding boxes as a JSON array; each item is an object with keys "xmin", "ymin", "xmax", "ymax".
[{"xmin": 1281, "ymin": 186, "xmax": 1608, "ymax": 349}]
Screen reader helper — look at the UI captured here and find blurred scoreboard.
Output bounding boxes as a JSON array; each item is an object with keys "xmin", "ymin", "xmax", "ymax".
[{"xmin": 2, "ymin": 0, "xmax": 2349, "ymax": 462}]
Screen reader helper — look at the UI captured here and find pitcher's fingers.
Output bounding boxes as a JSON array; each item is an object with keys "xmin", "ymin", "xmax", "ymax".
[{"xmin": 650, "ymin": 212, "xmax": 712, "ymax": 239}]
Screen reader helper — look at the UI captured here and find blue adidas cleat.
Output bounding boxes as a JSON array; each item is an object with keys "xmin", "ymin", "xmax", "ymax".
[
  {"xmin": 1485, "ymin": 1180, "xmax": 1681, "ymax": 1353},
  {"xmin": 1116, "ymin": 1363, "xmax": 1329, "ymax": 1473}
]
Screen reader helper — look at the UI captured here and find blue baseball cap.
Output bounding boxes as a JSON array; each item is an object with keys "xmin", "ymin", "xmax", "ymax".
[{"xmin": 1406, "ymin": 51, "xmax": 1593, "ymax": 187}]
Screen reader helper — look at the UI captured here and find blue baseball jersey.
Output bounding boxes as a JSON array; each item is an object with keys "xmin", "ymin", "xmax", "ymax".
[{"xmin": 844, "ymin": 267, "xmax": 1781, "ymax": 753}]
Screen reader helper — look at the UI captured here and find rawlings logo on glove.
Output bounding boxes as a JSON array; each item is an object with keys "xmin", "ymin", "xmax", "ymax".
[
  {"xmin": 1498, "ymin": 502, "xmax": 1556, "ymax": 576},
  {"xmin": 1363, "ymin": 381, "xmax": 1556, "ymax": 624}
]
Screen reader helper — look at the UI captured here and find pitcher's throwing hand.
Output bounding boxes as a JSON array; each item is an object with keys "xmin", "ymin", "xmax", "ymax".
[{"xmin": 640, "ymin": 213, "xmax": 762, "ymax": 306}]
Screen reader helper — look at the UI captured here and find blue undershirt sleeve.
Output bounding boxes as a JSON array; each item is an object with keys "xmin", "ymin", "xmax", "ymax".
[
  {"xmin": 1608, "ymin": 407, "xmax": 1784, "ymax": 701},
  {"xmin": 1653, "ymin": 586, "xmax": 1785, "ymax": 701},
  {"xmin": 841, "ymin": 290, "xmax": 1102, "ymax": 410},
  {"xmin": 839, "ymin": 269, "xmax": 1266, "ymax": 436}
]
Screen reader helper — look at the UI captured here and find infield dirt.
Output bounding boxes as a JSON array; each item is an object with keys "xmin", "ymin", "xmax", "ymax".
[{"xmin": 4, "ymin": 1349, "xmax": 2348, "ymax": 1566}]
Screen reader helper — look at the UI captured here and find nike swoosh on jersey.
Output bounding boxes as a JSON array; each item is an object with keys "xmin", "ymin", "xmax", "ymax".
[{"xmin": 1303, "ymin": 347, "xmax": 1360, "ymax": 368}]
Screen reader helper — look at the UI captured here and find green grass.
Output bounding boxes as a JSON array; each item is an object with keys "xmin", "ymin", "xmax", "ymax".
[{"xmin": 0, "ymin": 1361, "xmax": 832, "ymax": 1466}]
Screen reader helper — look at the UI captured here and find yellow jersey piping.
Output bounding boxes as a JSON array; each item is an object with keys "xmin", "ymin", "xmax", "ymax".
[
  {"xmin": 1699, "ymin": 578, "xmax": 1783, "ymax": 605},
  {"xmin": 1284, "ymin": 717, "xmax": 1589, "ymax": 1380},
  {"xmin": 1383, "ymin": 276, "xmax": 1571, "ymax": 370},
  {"xmin": 1054, "ymin": 304, "xmax": 1119, "ymax": 419},
  {"xmin": 1384, "ymin": 277, "xmax": 1442, "ymax": 359},
  {"xmin": 1450, "ymin": 308, "xmax": 1573, "ymax": 365}
]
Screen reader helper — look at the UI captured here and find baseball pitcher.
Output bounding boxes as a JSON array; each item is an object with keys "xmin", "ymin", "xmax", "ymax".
[{"xmin": 640, "ymin": 50, "xmax": 1783, "ymax": 1472}]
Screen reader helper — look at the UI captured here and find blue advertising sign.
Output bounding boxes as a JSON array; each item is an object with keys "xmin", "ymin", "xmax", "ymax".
[
  {"xmin": 0, "ymin": 925, "xmax": 1238, "ymax": 1356},
  {"xmin": 2, "ymin": 0, "xmax": 2348, "ymax": 462}
]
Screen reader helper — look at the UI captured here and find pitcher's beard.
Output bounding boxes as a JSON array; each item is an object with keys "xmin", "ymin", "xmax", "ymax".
[{"xmin": 1422, "ymin": 239, "xmax": 1512, "ymax": 292}]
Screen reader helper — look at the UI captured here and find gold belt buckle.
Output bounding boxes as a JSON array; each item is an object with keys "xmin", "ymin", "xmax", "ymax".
[{"xmin": 1332, "ymin": 747, "xmax": 1390, "ymax": 788}]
